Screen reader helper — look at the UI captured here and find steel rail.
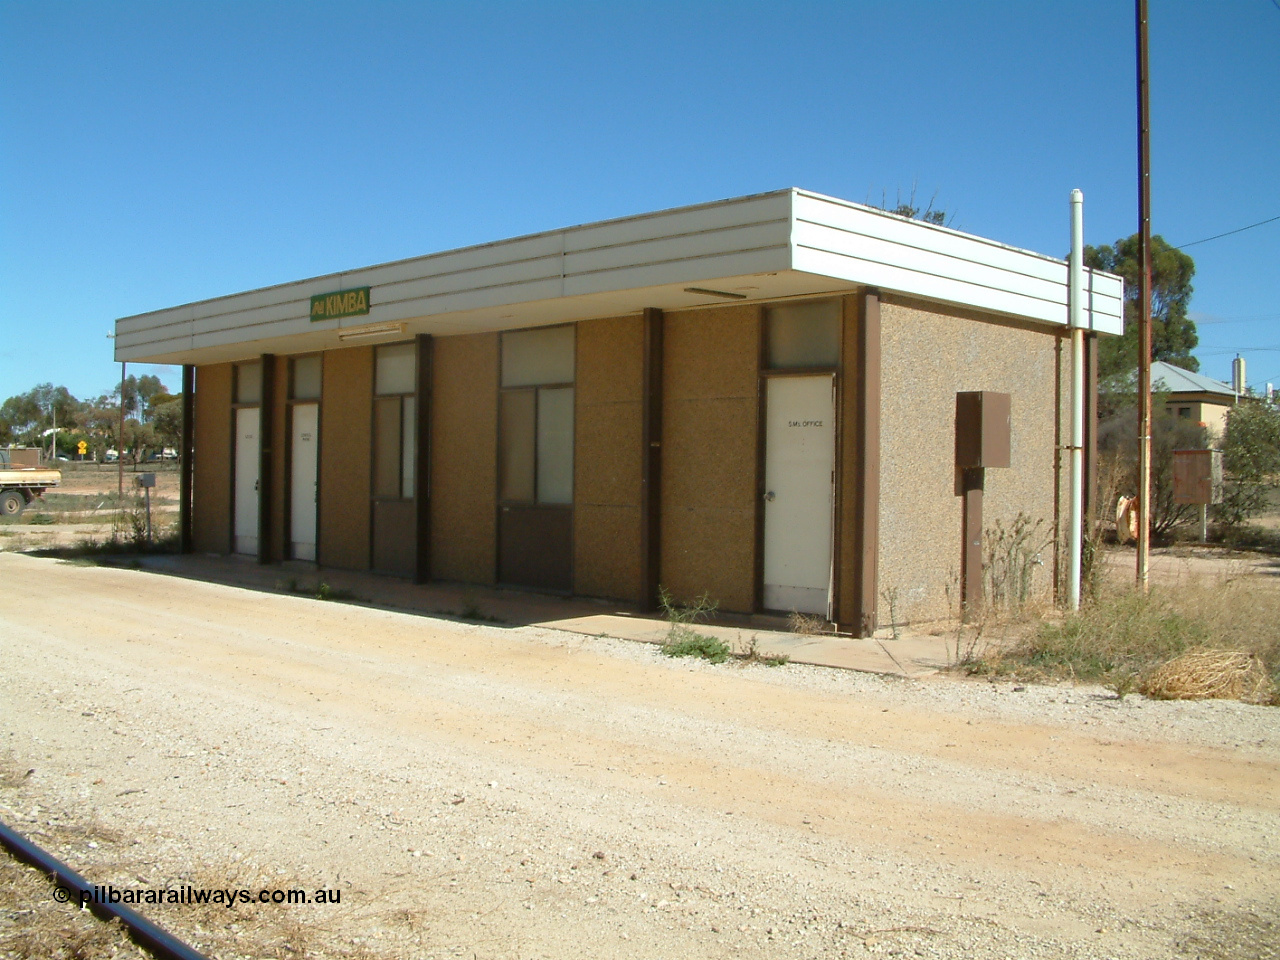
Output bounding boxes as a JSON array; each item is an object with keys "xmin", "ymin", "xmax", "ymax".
[{"xmin": 0, "ymin": 817, "xmax": 209, "ymax": 960}]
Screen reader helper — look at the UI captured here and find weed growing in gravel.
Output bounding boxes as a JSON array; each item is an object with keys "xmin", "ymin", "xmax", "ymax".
[
  {"xmin": 314, "ymin": 582, "xmax": 356, "ymax": 602},
  {"xmin": 739, "ymin": 635, "xmax": 789, "ymax": 667},
  {"xmin": 663, "ymin": 633, "xmax": 732, "ymax": 663},
  {"xmin": 657, "ymin": 587, "xmax": 730, "ymax": 663}
]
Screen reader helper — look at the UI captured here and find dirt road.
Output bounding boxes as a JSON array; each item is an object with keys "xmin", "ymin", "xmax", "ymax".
[{"xmin": 2, "ymin": 553, "xmax": 1277, "ymax": 959}]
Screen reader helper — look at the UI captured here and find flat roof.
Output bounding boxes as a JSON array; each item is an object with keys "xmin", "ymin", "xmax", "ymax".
[{"xmin": 115, "ymin": 188, "xmax": 1124, "ymax": 365}]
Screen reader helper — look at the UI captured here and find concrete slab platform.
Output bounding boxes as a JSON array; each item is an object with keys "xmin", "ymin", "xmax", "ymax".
[{"xmin": 96, "ymin": 553, "xmax": 953, "ymax": 678}]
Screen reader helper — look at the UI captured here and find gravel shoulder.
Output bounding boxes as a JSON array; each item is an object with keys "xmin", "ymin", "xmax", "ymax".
[{"xmin": 2, "ymin": 553, "xmax": 1278, "ymax": 959}]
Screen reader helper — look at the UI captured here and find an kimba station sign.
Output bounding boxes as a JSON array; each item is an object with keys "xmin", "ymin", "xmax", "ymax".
[{"xmin": 310, "ymin": 286, "xmax": 371, "ymax": 322}]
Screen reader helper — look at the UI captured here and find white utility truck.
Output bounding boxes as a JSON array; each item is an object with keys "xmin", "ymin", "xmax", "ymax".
[{"xmin": 0, "ymin": 449, "xmax": 61, "ymax": 516}]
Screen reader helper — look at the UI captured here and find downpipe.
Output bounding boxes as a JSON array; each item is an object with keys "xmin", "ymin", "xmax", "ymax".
[{"xmin": 1067, "ymin": 189, "xmax": 1086, "ymax": 611}]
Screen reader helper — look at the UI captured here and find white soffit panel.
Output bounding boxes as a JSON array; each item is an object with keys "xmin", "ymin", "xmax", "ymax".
[{"xmin": 115, "ymin": 188, "xmax": 1123, "ymax": 364}]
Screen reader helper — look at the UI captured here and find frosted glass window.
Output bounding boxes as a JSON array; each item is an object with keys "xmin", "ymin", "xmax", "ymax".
[
  {"xmin": 234, "ymin": 362, "xmax": 262, "ymax": 404},
  {"xmin": 499, "ymin": 390, "xmax": 536, "ymax": 502},
  {"xmin": 373, "ymin": 397, "xmax": 402, "ymax": 499},
  {"xmin": 291, "ymin": 356, "xmax": 322, "ymax": 399},
  {"xmin": 375, "ymin": 342, "xmax": 416, "ymax": 395},
  {"xmin": 501, "ymin": 326, "xmax": 575, "ymax": 387},
  {"xmin": 401, "ymin": 397, "xmax": 416, "ymax": 498},
  {"xmin": 766, "ymin": 301, "xmax": 840, "ymax": 368},
  {"xmin": 536, "ymin": 387, "xmax": 574, "ymax": 504}
]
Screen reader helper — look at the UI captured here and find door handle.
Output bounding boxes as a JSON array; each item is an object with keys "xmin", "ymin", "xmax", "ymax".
[{"xmin": 763, "ymin": 491, "xmax": 776, "ymax": 502}]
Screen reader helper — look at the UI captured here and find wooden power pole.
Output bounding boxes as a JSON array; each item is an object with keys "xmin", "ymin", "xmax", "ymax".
[{"xmin": 1136, "ymin": 0, "xmax": 1153, "ymax": 592}]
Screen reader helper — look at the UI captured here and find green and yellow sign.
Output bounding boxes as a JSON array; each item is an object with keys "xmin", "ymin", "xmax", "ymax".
[{"xmin": 310, "ymin": 286, "xmax": 371, "ymax": 322}]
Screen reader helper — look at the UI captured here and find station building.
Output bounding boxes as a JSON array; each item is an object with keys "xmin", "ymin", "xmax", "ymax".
[{"xmin": 114, "ymin": 189, "xmax": 1122, "ymax": 634}]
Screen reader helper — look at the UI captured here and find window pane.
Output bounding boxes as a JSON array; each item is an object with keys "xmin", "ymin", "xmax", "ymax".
[
  {"xmin": 501, "ymin": 326, "xmax": 575, "ymax": 387},
  {"xmin": 375, "ymin": 342, "xmax": 416, "ymax": 395},
  {"xmin": 292, "ymin": 356, "xmax": 322, "ymax": 399},
  {"xmin": 766, "ymin": 300, "xmax": 840, "ymax": 368},
  {"xmin": 536, "ymin": 387, "xmax": 574, "ymax": 505},
  {"xmin": 401, "ymin": 397, "xmax": 416, "ymax": 499},
  {"xmin": 499, "ymin": 390, "xmax": 536, "ymax": 502},
  {"xmin": 235, "ymin": 362, "xmax": 262, "ymax": 404},
  {"xmin": 373, "ymin": 396, "xmax": 402, "ymax": 499}
]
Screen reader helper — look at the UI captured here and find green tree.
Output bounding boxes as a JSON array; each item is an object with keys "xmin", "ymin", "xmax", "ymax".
[
  {"xmin": 1084, "ymin": 234, "xmax": 1198, "ymax": 380},
  {"xmin": 0, "ymin": 384, "xmax": 79, "ymax": 448},
  {"xmin": 150, "ymin": 395, "xmax": 184, "ymax": 453},
  {"xmin": 1214, "ymin": 400, "xmax": 1280, "ymax": 527},
  {"xmin": 1098, "ymin": 390, "xmax": 1208, "ymax": 536},
  {"xmin": 0, "ymin": 392, "xmax": 41, "ymax": 444},
  {"xmin": 113, "ymin": 374, "xmax": 169, "ymax": 422}
]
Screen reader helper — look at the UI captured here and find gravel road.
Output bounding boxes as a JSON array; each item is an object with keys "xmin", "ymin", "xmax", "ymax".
[{"xmin": 1, "ymin": 553, "xmax": 1277, "ymax": 959}]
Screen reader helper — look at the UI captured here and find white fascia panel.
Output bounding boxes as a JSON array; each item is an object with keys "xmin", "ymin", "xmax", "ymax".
[
  {"xmin": 562, "ymin": 191, "xmax": 792, "ymax": 252},
  {"xmin": 562, "ymin": 220, "xmax": 786, "ymax": 276},
  {"xmin": 792, "ymin": 190, "xmax": 1124, "ymax": 335},
  {"xmin": 794, "ymin": 193, "xmax": 1069, "ymax": 283},
  {"xmin": 115, "ymin": 188, "xmax": 1124, "ymax": 364},
  {"xmin": 564, "ymin": 247, "xmax": 790, "ymax": 299},
  {"xmin": 793, "ymin": 247, "xmax": 1065, "ymax": 325},
  {"xmin": 794, "ymin": 219, "xmax": 1066, "ymax": 307}
]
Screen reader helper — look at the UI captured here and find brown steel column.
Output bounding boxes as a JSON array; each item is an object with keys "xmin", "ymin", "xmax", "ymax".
[
  {"xmin": 414, "ymin": 334, "xmax": 434, "ymax": 584},
  {"xmin": 179, "ymin": 365, "xmax": 195, "ymax": 554},
  {"xmin": 850, "ymin": 290, "xmax": 881, "ymax": 637},
  {"xmin": 640, "ymin": 308, "xmax": 664, "ymax": 611},
  {"xmin": 257, "ymin": 353, "xmax": 275, "ymax": 565},
  {"xmin": 1083, "ymin": 333, "xmax": 1099, "ymax": 526},
  {"xmin": 961, "ymin": 468, "xmax": 984, "ymax": 616}
]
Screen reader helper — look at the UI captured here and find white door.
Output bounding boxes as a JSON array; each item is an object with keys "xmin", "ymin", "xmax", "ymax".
[
  {"xmin": 290, "ymin": 403, "xmax": 319, "ymax": 561},
  {"xmin": 763, "ymin": 375, "xmax": 835, "ymax": 616},
  {"xmin": 233, "ymin": 406, "xmax": 260, "ymax": 556}
]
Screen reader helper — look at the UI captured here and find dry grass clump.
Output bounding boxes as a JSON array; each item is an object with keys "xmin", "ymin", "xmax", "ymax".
[
  {"xmin": 969, "ymin": 572, "xmax": 1280, "ymax": 703},
  {"xmin": 1139, "ymin": 651, "xmax": 1275, "ymax": 704},
  {"xmin": 0, "ymin": 855, "xmax": 136, "ymax": 960},
  {"xmin": 787, "ymin": 611, "xmax": 829, "ymax": 636}
]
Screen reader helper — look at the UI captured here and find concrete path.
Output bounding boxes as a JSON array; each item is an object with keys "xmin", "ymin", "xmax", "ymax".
[{"xmin": 108, "ymin": 553, "xmax": 953, "ymax": 677}]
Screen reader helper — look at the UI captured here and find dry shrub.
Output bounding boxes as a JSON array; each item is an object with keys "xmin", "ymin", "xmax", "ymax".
[
  {"xmin": 975, "ymin": 569, "xmax": 1280, "ymax": 703},
  {"xmin": 1139, "ymin": 651, "xmax": 1276, "ymax": 704},
  {"xmin": 787, "ymin": 611, "xmax": 828, "ymax": 635}
]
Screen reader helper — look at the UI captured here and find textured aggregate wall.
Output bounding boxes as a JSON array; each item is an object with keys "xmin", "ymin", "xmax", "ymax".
[
  {"xmin": 431, "ymin": 333, "xmax": 499, "ymax": 584},
  {"xmin": 660, "ymin": 304, "xmax": 760, "ymax": 613},
  {"xmin": 877, "ymin": 296, "xmax": 1063, "ymax": 624},
  {"xmin": 192, "ymin": 363, "xmax": 232, "ymax": 554},
  {"xmin": 574, "ymin": 315, "xmax": 645, "ymax": 602},
  {"xmin": 318, "ymin": 346, "xmax": 373, "ymax": 570}
]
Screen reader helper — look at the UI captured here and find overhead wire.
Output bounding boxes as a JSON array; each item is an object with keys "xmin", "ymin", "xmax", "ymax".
[{"xmin": 1172, "ymin": 214, "xmax": 1280, "ymax": 249}]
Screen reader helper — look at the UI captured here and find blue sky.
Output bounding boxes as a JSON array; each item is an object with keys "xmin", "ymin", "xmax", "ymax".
[{"xmin": 2, "ymin": 0, "xmax": 1278, "ymax": 400}]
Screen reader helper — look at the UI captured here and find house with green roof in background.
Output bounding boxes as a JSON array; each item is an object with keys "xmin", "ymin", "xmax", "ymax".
[{"xmin": 1151, "ymin": 360, "xmax": 1236, "ymax": 442}]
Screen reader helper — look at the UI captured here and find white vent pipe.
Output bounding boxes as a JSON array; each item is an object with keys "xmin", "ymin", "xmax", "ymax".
[{"xmin": 1067, "ymin": 190, "xmax": 1085, "ymax": 611}]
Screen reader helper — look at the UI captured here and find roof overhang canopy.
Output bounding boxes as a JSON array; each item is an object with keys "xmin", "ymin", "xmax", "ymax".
[{"xmin": 115, "ymin": 188, "xmax": 1124, "ymax": 365}]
